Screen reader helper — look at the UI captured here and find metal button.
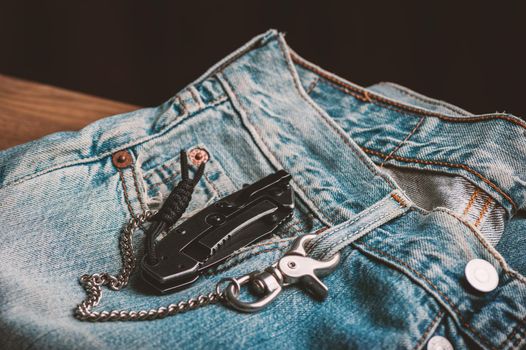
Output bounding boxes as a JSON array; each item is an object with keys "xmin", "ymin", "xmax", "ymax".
[
  {"xmin": 112, "ymin": 150, "xmax": 133, "ymax": 168},
  {"xmin": 427, "ymin": 335, "xmax": 453, "ymax": 350},
  {"xmin": 188, "ymin": 147, "xmax": 209, "ymax": 166},
  {"xmin": 465, "ymin": 259, "xmax": 499, "ymax": 292}
]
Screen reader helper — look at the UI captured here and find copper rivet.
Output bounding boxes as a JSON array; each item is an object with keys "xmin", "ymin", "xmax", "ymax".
[
  {"xmin": 188, "ymin": 148, "xmax": 209, "ymax": 166},
  {"xmin": 112, "ymin": 150, "xmax": 133, "ymax": 168}
]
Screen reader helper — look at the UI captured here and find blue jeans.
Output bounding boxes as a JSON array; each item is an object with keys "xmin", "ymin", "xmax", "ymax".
[{"xmin": 1, "ymin": 29, "xmax": 525, "ymax": 349}]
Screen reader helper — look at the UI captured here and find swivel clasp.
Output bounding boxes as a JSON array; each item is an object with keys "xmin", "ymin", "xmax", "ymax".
[{"xmin": 221, "ymin": 234, "xmax": 341, "ymax": 313}]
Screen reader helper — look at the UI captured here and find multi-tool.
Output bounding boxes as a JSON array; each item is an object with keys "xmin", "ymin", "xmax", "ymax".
[{"xmin": 141, "ymin": 170, "xmax": 295, "ymax": 294}]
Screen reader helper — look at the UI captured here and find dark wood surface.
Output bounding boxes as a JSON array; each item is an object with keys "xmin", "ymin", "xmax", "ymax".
[{"xmin": 0, "ymin": 74, "xmax": 138, "ymax": 150}]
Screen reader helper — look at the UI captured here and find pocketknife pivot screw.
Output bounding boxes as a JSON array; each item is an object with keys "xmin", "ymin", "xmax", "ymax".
[{"xmin": 206, "ymin": 214, "xmax": 226, "ymax": 226}]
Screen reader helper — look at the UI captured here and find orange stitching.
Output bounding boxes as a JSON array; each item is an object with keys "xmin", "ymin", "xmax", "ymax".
[
  {"xmin": 118, "ymin": 169, "xmax": 136, "ymax": 219},
  {"xmin": 318, "ymin": 78, "xmax": 368, "ymax": 102},
  {"xmin": 315, "ymin": 227, "xmax": 329, "ymax": 235},
  {"xmin": 221, "ymin": 72, "xmax": 333, "ymax": 225},
  {"xmin": 501, "ymin": 314, "xmax": 526, "ymax": 349},
  {"xmin": 463, "ymin": 188, "xmax": 480, "ymax": 216},
  {"xmin": 383, "ymin": 83, "xmax": 471, "ymax": 116},
  {"xmin": 251, "ymin": 121, "xmax": 330, "ymax": 223},
  {"xmin": 355, "ymin": 242, "xmax": 496, "ymax": 350},
  {"xmin": 412, "ymin": 311, "xmax": 445, "ymax": 350},
  {"xmin": 391, "ymin": 193, "xmax": 407, "ymax": 207},
  {"xmin": 361, "ymin": 147, "xmax": 517, "ymax": 210},
  {"xmin": 188, "ymin": 86, "xmax": 202, "ymax": 108},
  {"xmin": 305, "ymin": 77, "xmax": 320, "ymax": 94},
  {"xmin": 176, "ymin": 95, "xmax": 188, "ymax": 115},
  {"xmin": 274, "ymin": 38, "xmax": 397, "ymax": 191},
  {"xmin": 381, "ymin": 116, "xmax": 425, "ymax": 168},
  {"xmin": 359, "ymin": 210, "xmax": 526, "ymax": 349},
  {"xmin": 474, "ymin": 196, "xmax": 493, "ymax": 227},
  {"xmin": 363, "ymin": 90, "xmax": 372, "ymax": 102},
  {"xmin": 435, "ymin": 208, "xmax": 526, "ymax": 284},
  {"xmin": 291, "ymin": 53, "xmax": 526, "ymax": 130},
  {"xmin": 202, "ymin": 171, "xmax": 222, "ymax": 198},
  {"xmin": 347, "ymin": 88, "xmax": 369, "ymax": 102}
]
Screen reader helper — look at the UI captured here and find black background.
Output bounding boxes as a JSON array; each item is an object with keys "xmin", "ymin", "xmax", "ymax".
[{"xmin": 1, "ymin": 1, "xmax": 525, "ymax": 116}]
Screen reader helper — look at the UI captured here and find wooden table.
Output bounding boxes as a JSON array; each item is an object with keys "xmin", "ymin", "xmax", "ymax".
[{"xmin": 0, "ymin": 74, "xmax": 138, "ymax": 150}]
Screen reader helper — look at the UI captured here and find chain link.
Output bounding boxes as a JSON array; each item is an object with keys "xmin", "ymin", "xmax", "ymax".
[{"xmin": 74, "ymin": 211, "xmax": 224, "ymax": 322}]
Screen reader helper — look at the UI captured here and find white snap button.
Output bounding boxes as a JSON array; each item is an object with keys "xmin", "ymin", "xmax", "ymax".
[
  {"xmin": 465, "ymin": 259, "xmax": 499, "ymax": 292},
  {"xmin": 427, "ymin": 335, "xmax": 453, "ymax": 350}
]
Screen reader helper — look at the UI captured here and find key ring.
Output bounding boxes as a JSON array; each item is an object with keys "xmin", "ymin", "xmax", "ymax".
[
  {"xmin": 222, "ymin": 234, "xmax": 341, "ymax": 313},
  {"xmin": 216, "ymin": 277, "xmax": 241, "ymax": 296}
]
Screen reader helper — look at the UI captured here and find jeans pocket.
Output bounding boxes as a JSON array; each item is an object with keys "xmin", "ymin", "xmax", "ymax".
[{"xmin": 140, "ymin": 144, "xmax": 237, "ymax": 219}]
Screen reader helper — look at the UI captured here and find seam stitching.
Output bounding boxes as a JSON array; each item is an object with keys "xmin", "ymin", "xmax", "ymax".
[
  {"xmin": 321, "ymin": 208, "xmax": 400, "ymax": 260},
  {"xmin": 217, "ymin": 72, "xmax": 332, "ymax": 226},
  {"xmin": 188, "ymin": 85, "xmax": 204, "ymax": 109},
  {"xmin": 1, "ymin": 97, "xmax": 229, "ymax": 191},
  {"xmin": 118, "ymin": 169, "xmax": 136, "ymax": 219},
  {"xmin": 356, "ymin": 241, "xmax": 496, "ymax": 350},
  {"xmin": 435, "ymin": 208, "xmax": 526, "ymax": 284},
  {"xmin": 131, "ymin": 166, "xmax": 146, "ymax": 212},
  {"xmin": 203, "ymin": 171, "xmax": 221, "ymax": 198},
  {"xmin": 148, "ymin": 174, "xmax": 181, "ymax": 190},
  {"xmin": 380, "ymin": 82, "xmax": 471, "ymax": 116},
  {"xmin": 305, "ymin": 77, "xmax": 320, "ymax": 94},
  {"xmin": 291, "ymin": 53, "xmax": 526, "ymax": 129},
  {"xmin": 176, "ymin": 94, "xmax": 188, "ymax": 115},
  {"xmin": 501, "ymin": 314, "xmax": 526, "ymax": 349},
  {"xmin": 275, "ymin": 35, "xmax": 397, "ymax": 190},
  {"xmin": 237, "ymin": 100, "xmax": 331, "ymax": 225},
  {"xmin": 391, "ymin": 192, "xmax": 408, "ymax": 207},
  {"xmin": 381, "ymin": 116, "xmax": 425, "ymax": 167},
  {"xmin": 361, "ymin": 147, "xmax": 517, "ymax": 210},
  {"xmin": 312, "ymin": 194, "xmax": 396, "ymax": 249},
  {"xmin": 412, "ymin": 311, "xmax": 445, "ymax": 350},
  {"xmin": 463, "ymin": 188, "xmax": 480, "ymax": 216},
  {"xmin": 144, "ymin": 156, "xmax": 181, "ymax": 181},
  {"xmin": 474, "ymin": 196, "xmax": 493, "ymax": 227}
]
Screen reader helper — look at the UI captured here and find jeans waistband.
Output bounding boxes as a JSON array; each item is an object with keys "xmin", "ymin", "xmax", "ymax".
[
  {"xmin": 170, "ymin": 33, "xmax": 399, "ymax": 227},
  {"xmin": 2, "ymin": 30, "xmax": 524, "ymax": 223},
  {"xmin": 177, "ymin": 30, "xmax": 526, "ymax": 222},
  {"xmin": 163, "ymin": 31, "xmax": 526, "ymax": 348}
]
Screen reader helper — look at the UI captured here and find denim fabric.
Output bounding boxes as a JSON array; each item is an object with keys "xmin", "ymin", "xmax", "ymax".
[{"xmin": 1, "ymin": 29, "xmax": 525, "ymax": 349}]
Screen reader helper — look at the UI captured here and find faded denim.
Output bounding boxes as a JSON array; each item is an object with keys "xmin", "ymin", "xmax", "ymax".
[{"xmin": 1, "ymin": 29, "xmax": 525, "ymax": 349}]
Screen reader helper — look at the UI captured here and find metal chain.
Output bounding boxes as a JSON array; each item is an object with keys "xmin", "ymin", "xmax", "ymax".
[{"xmin": 74, "ymin": 210, "xmax": 224, "ymax": 322}]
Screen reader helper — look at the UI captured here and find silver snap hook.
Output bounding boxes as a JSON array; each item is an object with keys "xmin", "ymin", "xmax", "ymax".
[{"xmin": 222, "ymin": 234, "xmax": 340, "ymax": 313}]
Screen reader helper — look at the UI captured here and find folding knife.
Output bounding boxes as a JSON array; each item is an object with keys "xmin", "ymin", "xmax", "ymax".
[{"xmin": 140, "ymin": 170, "xmax": 294, "ymax": 294}]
